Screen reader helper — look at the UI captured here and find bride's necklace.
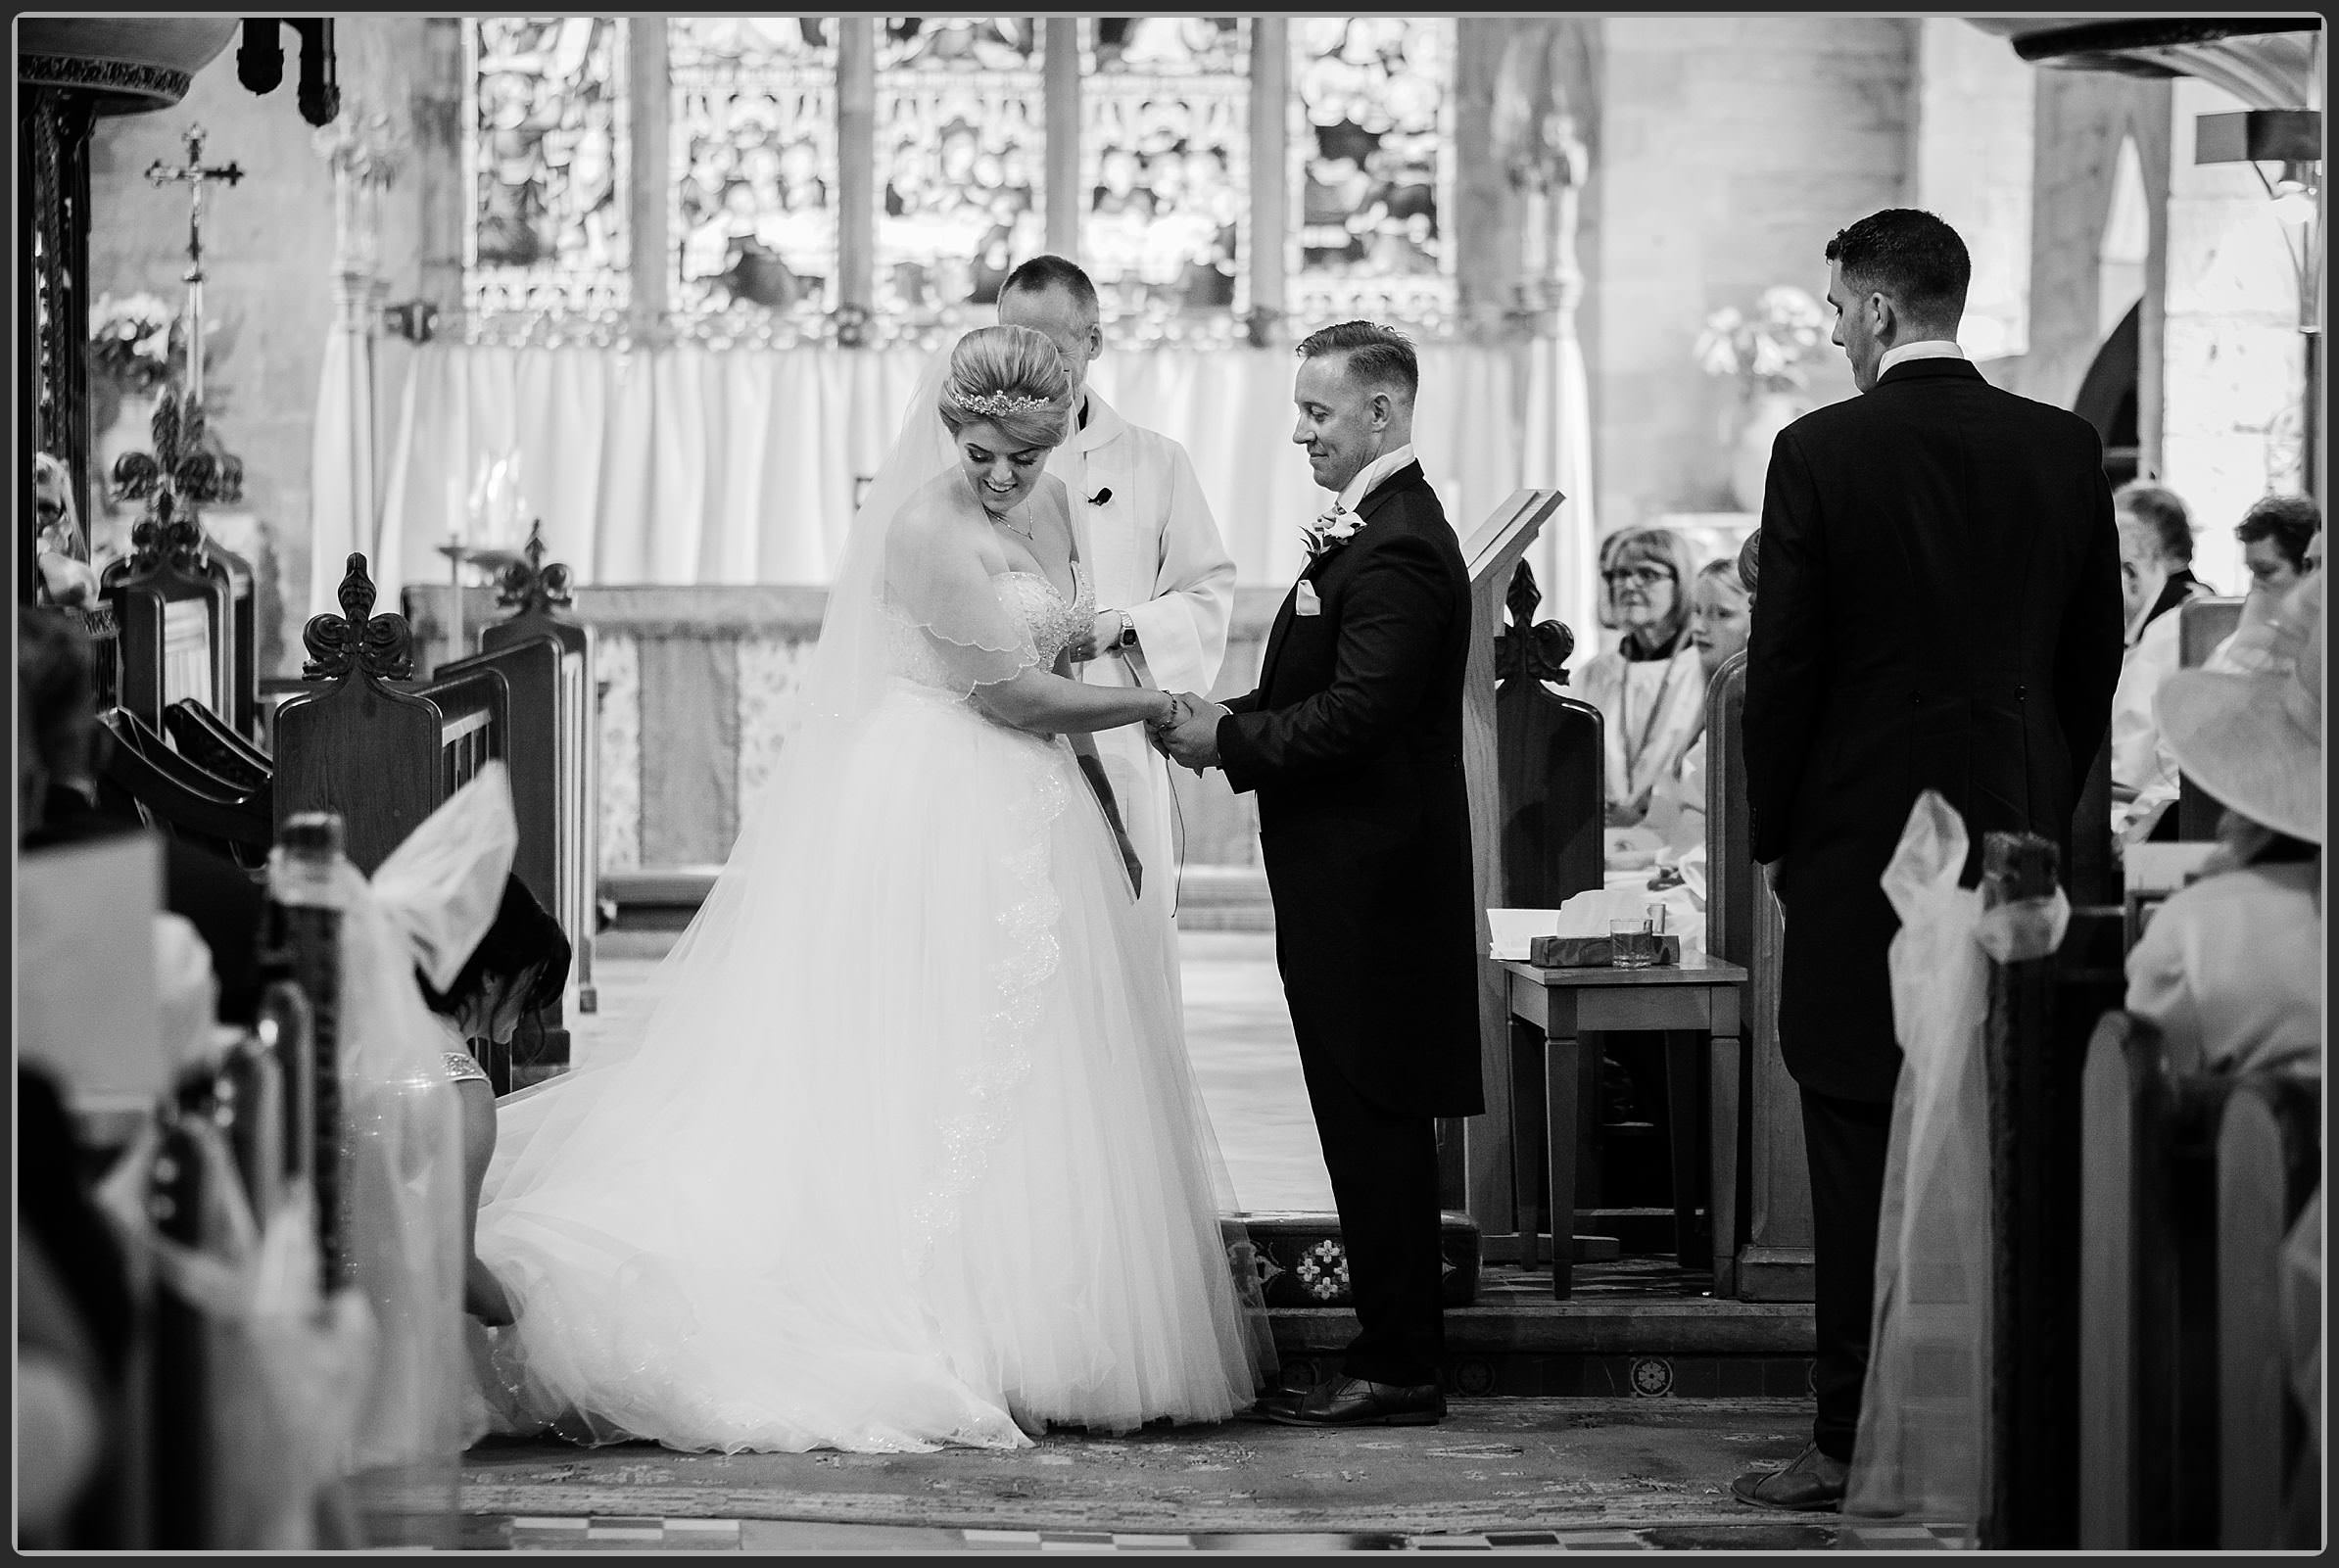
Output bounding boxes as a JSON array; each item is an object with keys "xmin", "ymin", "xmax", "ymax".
[{"xmin": 989, "ymin": 503, "xmax": 1035, "ymax": 542}]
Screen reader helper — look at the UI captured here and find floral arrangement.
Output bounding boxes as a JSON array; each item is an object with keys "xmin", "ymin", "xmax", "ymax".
[
  {"xmin": 88, "ymin": 292, "xmax": 215, "ymax": 395},
  {"xmin": 1694, "ymin": 285, "xmax": 1832, "ymax": 398}
]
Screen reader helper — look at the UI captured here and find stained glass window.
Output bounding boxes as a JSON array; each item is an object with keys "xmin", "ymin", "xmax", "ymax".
[
  {"xmin": 463, "ymin": 18, "xmax": 630, "ymax": 332},
  {"xmin": 1079, "ymin": 18, "xmax": 1249, "ymax": 345},
  {"xmin": 872, "ymin": 17, "xmax": 1046, "ymax": 336},
  {"xmin": 669, "ymin": 18, "xmax": 838, "ymax": 346},
  {"xmin": 1287, "ymin": 17, "xmax": 1455, "ymax": 337}
]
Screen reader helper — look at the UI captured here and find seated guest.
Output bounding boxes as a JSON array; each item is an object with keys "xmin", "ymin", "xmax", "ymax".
[
  {"xmin": 19, "ymin": 608, "xmax": 266, "ymax": 1025},
  {"xmin": 1644, "ymin": 555, "xmax": 1755, "ymax": 856},
  {"xmin": 33, "ymin": 452, "xmax": 97, "ymax": 610},
  {"xmin": 2207, "ymin": 493, "xmax": 2321, "ymax": 674},
  {"xmin": 2109, "ymin": 482, "xmax": 2216, "ymax": 838},
  {"xmin": 2125, "ymin": 574, "xmax": 2321, "ymax": 1076},
  {"xmin": 415, "ymin": 875, "xmax": 571, "ymax": 1327},
  {"xmin": 1579, "ymin": 526, "xmax": 1707, "ymax": 826}
]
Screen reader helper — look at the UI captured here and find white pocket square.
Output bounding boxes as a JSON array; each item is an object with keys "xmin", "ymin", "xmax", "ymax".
[{"xmin": 1295, "ymin": 581, "xmax": 1322, "ymax": 616}]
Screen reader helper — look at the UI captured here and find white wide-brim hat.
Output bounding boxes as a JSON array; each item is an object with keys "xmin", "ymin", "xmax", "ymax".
[{"xmin": 2154, "ymin": 573, "xmax": 2324, "ymax": 844}]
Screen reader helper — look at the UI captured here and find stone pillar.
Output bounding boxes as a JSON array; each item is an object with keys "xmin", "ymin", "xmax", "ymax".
[
  {"xmin": 1246, "ymin": 17, "xmax": 1287, "ymax": 345},
  {"xmin": 1043, "ymin": 18, "xmax": 1080, "ymax": 260},
  {"xmin": 835, "ymin": 16, "xmax": 874, "ymax": 322},
  {"xmin": 2160, "ymin": 75, "xmax": 2306, "ymax": 593},
  {"xmin": 311, "ymin": 97, "xmax": 403, "ymax": 615},
  {"xmin": 626, "ymin": 19, "xmax": 668, "ymax": 341},
  {"xmin": 1911, "ymin": 19, "xmax": 2034, "ymax": 363}
]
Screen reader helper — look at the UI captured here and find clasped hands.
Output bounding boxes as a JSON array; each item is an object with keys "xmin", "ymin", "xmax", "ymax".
[{"xmin": 1148, "ymin": 690, "xmax": 1228, "ymax": 774}]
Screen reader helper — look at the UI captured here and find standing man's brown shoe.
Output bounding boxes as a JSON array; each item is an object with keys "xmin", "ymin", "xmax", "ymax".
[{"xmin": 1731, "ymin": 1443, "xmax": 1848, "ymax": 1511}]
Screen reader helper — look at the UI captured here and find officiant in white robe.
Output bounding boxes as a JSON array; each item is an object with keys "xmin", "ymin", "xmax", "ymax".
[{"xmin": 999, "ymin": 258, "xmax": 1237, "ymax": 967}]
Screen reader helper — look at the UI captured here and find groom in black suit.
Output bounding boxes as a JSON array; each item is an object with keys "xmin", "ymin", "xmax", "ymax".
[
  {"xmin": 1736, "ymin": 209, "xmax": 2123, "ymax": 1509},
  {"xmin": 1158, "ymin": 321, "xmax": 1482, "ymax": 1428}
]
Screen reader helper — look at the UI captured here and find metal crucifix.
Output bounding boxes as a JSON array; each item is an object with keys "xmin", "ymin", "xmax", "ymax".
[{"xmin": 145, "ymin": 123, "xmax": 244, "ymax": 407}]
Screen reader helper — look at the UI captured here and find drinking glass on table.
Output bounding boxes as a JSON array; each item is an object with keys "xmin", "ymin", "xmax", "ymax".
[{"xmin": 1609, "ymin": 920, "xmax": 1660, "ymax": 970}]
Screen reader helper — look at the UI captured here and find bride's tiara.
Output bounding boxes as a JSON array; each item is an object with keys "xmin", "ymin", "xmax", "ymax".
[{"xmin": 960, "ymin": 390, "xmax": 1054, "ymax": 417}]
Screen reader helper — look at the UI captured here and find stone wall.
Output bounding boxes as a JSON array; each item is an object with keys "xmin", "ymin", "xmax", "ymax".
[
  {"xmin": 87, "ymin": 17, "xmax": 434, "ymax": 677},
  {"xmin": 2003, "ymin": 68, "xmax": 2172, "ymax": 421},
  {"xmin": 1587, "ymin": 16, "xmax": 1915, "ymax": 532},
  {"xmin": 2160, "ymin": 75, "xmax": 2309, "ymax": 594}
]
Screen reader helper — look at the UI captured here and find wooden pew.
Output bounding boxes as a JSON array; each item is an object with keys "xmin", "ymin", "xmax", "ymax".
[
  {"xmin": 2216, "ymin": 1070, "xmax": 2319, "ymax": 1549},
  {"xmin": 95, "ymin": 705, "xmax": 271, "ymax": 870},
  {"xmin": 2076, "ymin": 1011, "xmax": 2230, "ymax": 1548},
  {"xmin": 2174, "ymin": 596, "xmax": 2247, "ymax": 840},
  {"xmin": 101, "ymin": 515, "xmax": 236, "ymax": 736},
  {"xmin": 1702, "ymin": 651, "xmax": 1813, "ymax": 1301},
  {"xmin": 1978, "ymin": 832, "xmax": 2130, "ymax": 1550},
  {"xmin": 476, "ymin": 522, "xmax": 600, "ymax": 1030},
  {"xmin": 429, "ymin": 626, "xmax": 581, "ymax": 1084},
  {"xmin": 273, "ymin": 554, "xmax": 510, "ymax": 877}
]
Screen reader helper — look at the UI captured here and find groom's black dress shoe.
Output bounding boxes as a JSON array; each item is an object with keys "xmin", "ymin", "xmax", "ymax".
[{"xmin": 1265, "ymin": 1375, "xmax": 1445, "ymax": 1428}]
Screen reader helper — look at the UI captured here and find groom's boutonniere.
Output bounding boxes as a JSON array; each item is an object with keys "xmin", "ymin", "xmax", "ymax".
[{"xmin": 1302, "ymin": 503, "xmax": 1364, "ymax": 562}]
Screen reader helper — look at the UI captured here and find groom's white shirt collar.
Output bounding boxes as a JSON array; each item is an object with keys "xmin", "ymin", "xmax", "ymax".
[
  {"xmin": 1877, "ymin": 340, "xmax": 1966, "ymax": 375},
  {"xmin": 1332, "ymin": 442, "xmax": 1418, "ymax": 515}
]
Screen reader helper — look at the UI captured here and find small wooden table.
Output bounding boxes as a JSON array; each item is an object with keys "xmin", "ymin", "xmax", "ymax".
[{"xmin": 1501, "ymin": 954, "xmax": 1749, "ymax": 1299}]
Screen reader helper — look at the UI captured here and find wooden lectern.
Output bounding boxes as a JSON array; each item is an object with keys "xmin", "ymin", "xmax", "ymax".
[{"xmin": 1456, "ymin": 489, "xmax": 1568, "ymax": 1231}]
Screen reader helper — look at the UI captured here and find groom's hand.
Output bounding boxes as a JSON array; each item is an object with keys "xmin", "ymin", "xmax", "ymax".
[{"xmin": 1160, "ymin": 691, "xmax": 1229, "ymax": 774}]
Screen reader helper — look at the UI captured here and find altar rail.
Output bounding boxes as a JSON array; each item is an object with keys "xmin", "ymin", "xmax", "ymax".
[{"xmin": 405, "ymin": 582, "xmax": 1296, "ymax": 890}]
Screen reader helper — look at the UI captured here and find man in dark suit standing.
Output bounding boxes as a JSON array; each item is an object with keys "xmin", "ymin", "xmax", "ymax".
[
  {"xmin": 1736, "ymin": 209, "xmax": 2124, "ymax": 1508},
  {"xmin": 1157, "ymin": 320, "xmax": 1481, "ymax": 1428}
]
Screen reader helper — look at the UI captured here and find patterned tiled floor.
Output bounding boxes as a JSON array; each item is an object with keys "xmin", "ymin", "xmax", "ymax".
[{"xmin": 478, "ymin": 1516, "xmax": 1970, "ymax": 1551}]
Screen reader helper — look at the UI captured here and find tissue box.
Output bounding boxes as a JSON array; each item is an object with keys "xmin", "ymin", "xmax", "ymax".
[{"xmin": 1527, "ymin": 933, "xmax": 1682, "ymax": 969}]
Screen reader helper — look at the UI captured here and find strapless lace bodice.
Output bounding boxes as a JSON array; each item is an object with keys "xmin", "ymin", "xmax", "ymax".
[
  {"xmin": 993, "ymin": 562, "xmax": 1094, "ymax": 666},
  {"xmin": 888, "ymin": 561, "xmax": 1094, "ymax": 693}
]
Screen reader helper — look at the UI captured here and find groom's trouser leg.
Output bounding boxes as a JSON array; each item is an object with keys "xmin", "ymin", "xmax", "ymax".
[{"xmin": 1298, "ymin": 1049, "xmax": 1445, "ymax": 1388}]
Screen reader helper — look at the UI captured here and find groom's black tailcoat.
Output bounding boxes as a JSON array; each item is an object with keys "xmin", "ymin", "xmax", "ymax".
[
  {"xmin": 1217, "ymin": 459, "xmax": 1481, "ymax": 1389},
  {"xmin": 1742, "ymin": 355, "xmax": 2122, "ymax": 1461},
  {"xmin": 1744, "ymin": 357, "xmax": 2123, "ymax": 1104}
]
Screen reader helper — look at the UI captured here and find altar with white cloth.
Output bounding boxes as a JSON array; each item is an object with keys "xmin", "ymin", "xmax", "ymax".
[{"xmin": 376, "ymin": 339, "xmax": 1594, "ymax": 629}]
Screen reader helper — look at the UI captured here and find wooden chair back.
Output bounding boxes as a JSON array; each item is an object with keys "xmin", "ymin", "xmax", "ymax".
[
  {"xmin": 274, "ymin": 554, "xmax": 510, "ymax": 877},
  {"xmin": 1493, "ymin": 559, "xmax": 1602, "ymax": 909},
  {"xmin": 2216, "ymin": 1070, "xmax": 2320, "ymax": 1549},
  {"xmin": 2175, "ymin": 597, "xmax": 2248, "ymax": 840},
  {"xmin": 95, "ymin": 706, "xmax": 271, "ymax": 869},
  {"xmin": 2077, "ymin": 1009, "xmax": 2232, "ymax": 1548}
]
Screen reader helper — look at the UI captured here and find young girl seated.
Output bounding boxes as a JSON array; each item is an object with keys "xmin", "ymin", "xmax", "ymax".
[{"xmin": 415, "ymin": 874, "xmax": 571, "ymax": 1326}]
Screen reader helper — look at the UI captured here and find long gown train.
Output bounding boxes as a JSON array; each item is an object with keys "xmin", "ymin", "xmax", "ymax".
[{"xmin": 472, "ymin": 564, "xmax": 1268, "ymax": 1452}]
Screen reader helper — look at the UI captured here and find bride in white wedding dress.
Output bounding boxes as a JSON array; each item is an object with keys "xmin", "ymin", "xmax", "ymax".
[{"xmin": 470, "ymin": 325, "xmax": 1272, "ymax": 1453}]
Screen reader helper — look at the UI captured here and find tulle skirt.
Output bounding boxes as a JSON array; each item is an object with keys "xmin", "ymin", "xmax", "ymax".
[{"xmin": 472, "ymin": 683, "xmax": 1269, "ymax": 1453}]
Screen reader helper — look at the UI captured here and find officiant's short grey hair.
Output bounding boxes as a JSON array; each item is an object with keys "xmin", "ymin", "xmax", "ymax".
[
  {"xmin": 998, "ymin": 254, "xmax": 1100, "ymax": 328},
  {"xmin": 1296, "ymin": 320, "xmax": 1418, "ymax": 403}
]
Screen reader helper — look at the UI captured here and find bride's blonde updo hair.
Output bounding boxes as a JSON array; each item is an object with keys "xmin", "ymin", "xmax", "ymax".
[{"xmin": 936, "ymin": 324, "xmax": 1075, "ymax": 451}]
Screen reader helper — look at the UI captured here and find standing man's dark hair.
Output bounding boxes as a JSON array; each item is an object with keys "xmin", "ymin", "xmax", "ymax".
[
  {"xmin": 1823, "ymin": 208, "xmax": 1972, "ymax": 327},
  {"xmin": 1295, "ymin": 319, "xmax": 1419, "ymax": 404}
]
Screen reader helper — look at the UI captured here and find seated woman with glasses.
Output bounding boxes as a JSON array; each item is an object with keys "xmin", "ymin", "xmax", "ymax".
[{"xmin": 1578, "ymin": 526, "xmax": 1709, "ymax": 828}]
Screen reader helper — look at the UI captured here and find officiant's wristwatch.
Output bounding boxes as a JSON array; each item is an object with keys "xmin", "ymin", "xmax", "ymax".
[{"xmin": 1112, "ymin": 610, "xmax": 1137, "ymax": 650}]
